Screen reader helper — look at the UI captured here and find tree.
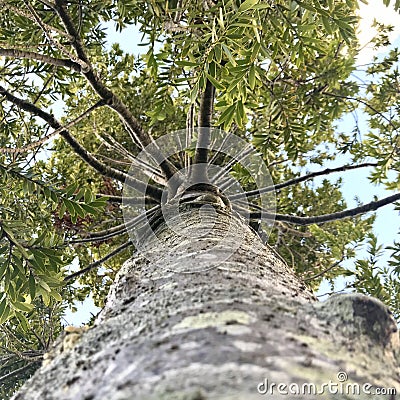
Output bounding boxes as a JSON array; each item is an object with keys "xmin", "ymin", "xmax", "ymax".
[{"xmin": 0, "ymin": 0, "xmax": 399, "ymax": 398}]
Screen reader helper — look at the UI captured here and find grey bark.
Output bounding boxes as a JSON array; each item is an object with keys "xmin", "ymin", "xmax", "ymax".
[{"xmin": 12, "ymin": 203, "xmax": 400, "ymax": 400}]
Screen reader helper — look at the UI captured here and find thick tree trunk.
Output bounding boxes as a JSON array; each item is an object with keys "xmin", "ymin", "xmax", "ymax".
[{"xmin": 13, "ymin": 204, "xmax": 400, "ymax": 399}]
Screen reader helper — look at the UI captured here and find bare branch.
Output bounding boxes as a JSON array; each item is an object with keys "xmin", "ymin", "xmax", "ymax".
[
  {"xmin": 185, "ymin": 103, "xmax": 195, "ymax": 170},
  {"xmin": 0, "ymin": 85, "xmax": 163, "ymax": 201},
  {"xmin": 230, "ymin": 162, "xmax": 378, "ymax": 200},
  {"xmin": 64, "ymin": 241, "xmax": 132, "ymax": 282},
  {"xmin": 249, "ymin": 192, "xmax": 400, "ymax": 225},
  {"xmin": 101, "ymin": 195, "xmax": 158, "ymax": 205},
  {"xmin": 0, "ymin": 48, "xmax": 81, "ymax": 72},
  {"xmin": 94, "ymin": 133, "xmax": 165, "ymax": 185},
  {"xmin": 74, "ymin": 223, "xmax": 128, "ymax": 241},
  {"xmin": 70, "ymin": 205, "xmax": 160, "ymax": 243},
  {"xmin": 304, "ymin": 258, "xmax": 344, "ymax": 282}
]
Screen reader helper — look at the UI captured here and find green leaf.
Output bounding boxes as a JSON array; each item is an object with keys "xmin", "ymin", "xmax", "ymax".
[
  {"xmin": 12, "ymin": 254, "xmax": 25, "ymax": 275},
  {"xmin": 249, "ymin": 65, "xmax": 256, "ymax": 89},
  {"xmin": 11, "ymin": 300, "xmax": 34, "ymax": 313},
  {"xmin": 206, "ymin": 74, "xmax": 225, "ymax": 90},
  {"xmin": 58, "ymin": 202, "xmax": 67, "ymax": 219},
  {"xmin": 63, "ymin": 199, "xmax": 76, "ymax": 217},
  {"xmin": 80, "ymin": 203, "xmax": 99, "ymax": 214},
  {"xmin": 0, "ymin": 258, "xmax": 8, "ymax": 280},
  {"xmin": 50, "ymin": 290, "xmax": 62, "ymax": 302},
  {"xmin": 65, "ymin": 182, "xmax": 78, "ymax": 197},
  {"xmin": 1, "ymin": 225, "xmax": 30, "ymax": 259},
  {"xmin": 15, "ymin": 311, "xmax": 30, "ymax": 331},
  {"xmin": 0, "ymin": 304, "xmax": 11, "ymax": 325},
  {"xmin": 176, "ymin": 60, "xmax": 199, "ymax": 67},
  {"xmin": 29, "ymin": 273, "xmax": 36, "ymax": 300},
  {"xmin": 238, "ymin": 0, "xmax": 258, "ymax": 13},
  {"xmin": 214, "ymin": 44, "xmax": 222, "ymax": 63},
  {"xmin": 217, "ymin": 104, "xmax": 236, "ymax": 128},
  {"xmin": 39, "ymin": 280, "xmax": 51, "ymax": 292},
  {"xmin": 221, "ymin": 44, "xmax": 237, "ymax": 66},
  {"xmin": 0, "ymin": 297, "xmax": 6, "ymax": 321},
  {"xmin": 190, "ymin": 82, "xmax": 200, "ymax": 103}
]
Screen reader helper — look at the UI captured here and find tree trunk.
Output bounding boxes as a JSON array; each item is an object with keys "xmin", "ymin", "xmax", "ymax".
[{"xmin": 13, "ymin": 204, "xmax": 400, "ymax": 399}]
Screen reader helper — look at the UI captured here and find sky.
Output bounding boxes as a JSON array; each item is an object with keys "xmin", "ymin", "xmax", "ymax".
[
  {"xmin": 64, "ymin": 1, "xmax": 400, "ymax": 324},
  {"xmin": 316, "ymin": 0, "xmax": 400, "ymax": 296},
  {"xmin": 357, "ymin": 0, "xmax": 400, "ymax": 63}
]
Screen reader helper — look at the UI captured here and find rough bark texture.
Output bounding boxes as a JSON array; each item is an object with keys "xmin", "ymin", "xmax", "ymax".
[{"xmin": 13, "ymin": 204, "xmax": 400, "ymax": 399}]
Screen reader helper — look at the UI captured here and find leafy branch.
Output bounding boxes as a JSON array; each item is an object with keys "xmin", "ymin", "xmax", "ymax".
[
  {"xmin": 0, "ymin": 84, "xmax": 163, "ymax": 202},
  {"xmin": 52, "ymin": 0, "xmax": 180, "ymax": 183},
  {"xmin": 0, "ymin": 48, "xmax": 81, "ymax": 72}
]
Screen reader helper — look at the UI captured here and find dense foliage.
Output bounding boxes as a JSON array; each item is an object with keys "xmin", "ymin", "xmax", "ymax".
[{"xmin": 1, "ymin": 0, "xmax": 400, "ymax": 396}]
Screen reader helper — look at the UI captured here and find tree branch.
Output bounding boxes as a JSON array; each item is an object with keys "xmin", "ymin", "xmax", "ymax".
[
  {"xmin": 22, "ymin": 0, "xmax": 89, "ymax": 72},
  {"xmin": 0, "ymin": 99, "xmax": 104, "ymax": 154},
  {"xmin": 0, "ymin": 48, "xmax": 81, "ymax": 72},
  {"xmin": 0, "ymin": 85, "xmax": 163, "ymax": 201},
  {"xmin": 0, "ymin": 361, "xmax": 38, "ymax": 384},
  {"xmin": 304, "ymin": 258, "xmax": 344, "ymax": 282},
  {"xmin": 52, "ymin": 0, "xmax": 180, "ymax": 184},
  {"xmin": 324, "ymin": 91, "xmax": 400, "ymax": 133},
  {"xmin": 230, "ymin": 162, "xmax": 378, "ymax": 200},
  {"xmin": 191, "ymin": 80, "xmax": 215, "ymax": 183},
  {"xmin": 1, "ymin": 1, "xmax": 72, "ymax": 40},
  {"xmin": 70, "ymin": 205, "xmax": 160, "ymax": 243},
  {"xmin": 248, "ymin": 192, "xmax": 400, "ymax": 225},
  {"xmin": 64, "ymin": 241, "xmax": 132, "ymax": 282},
  {"xmin": 101, "ymin": 195, "xmax": 158, "ymax": 205}
]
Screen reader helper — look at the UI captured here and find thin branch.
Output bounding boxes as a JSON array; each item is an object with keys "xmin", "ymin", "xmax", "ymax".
[
  {"xmin": 0, "ymin": 99, "xmax": 104, "ymax": 154},
  {"xmin": 0, "ymin": 48, "xmax": 81, "ymax": 72},
  {"xmin": 212, "ymin": 146, "xmax": 254, "ymax": 186},
  {"xmin": 249, "ymin": 192, "xmax": 400, "ymax": 226},
  {"xmin": 64, "ymin": 240, "xmax": 132, "ymax": 281},
  {"xmin": 324, "ymin": 91, "xmax": 400, "ymax": 133},
  {"xmin": 69, "ymin": 205, "xmax": 160, "ymax": 243},
  {"xmin": 185, "ymin": 103, "xmax": 195, "ymax": 170},
  {"xmin": 22, "ymin": 0, "xmax": 89, "ymax": 72},
  {"xmin": 275, "ymin": 221, "xmax": 312, "ymax": 238},
  {"xmin": 101, "ymin": 194, "xmax": 158, "ymax": 205},
  {"xmin": 304, "ymin": 258, "xmax": 344, "ymax": 282},
  {"xmin": 0, "ymin": 1, "xmax": 72, "ymax": 40},
  {"xmin": 0, "ymin": 85, "xmax": 163, "ymax": 201},
  {"xmin": 69, "ymin": 227, "xmax": 128, "ymax": 244},
  {"xmin": 0, "ymin": 362, "xmax": 38, "ymax": 384},
  {"xmin": 230, "ymin": 162, "xmax": 378, "ymax": 200},
  {"xmin": 94, "ymin": 134, "xmax": 165, "ymax": 184}
]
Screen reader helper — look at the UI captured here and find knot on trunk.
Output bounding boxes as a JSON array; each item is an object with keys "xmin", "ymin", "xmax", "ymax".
[{"xmin": 315, "ymin": 294, "xmax": 399, "ymax": 349}]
